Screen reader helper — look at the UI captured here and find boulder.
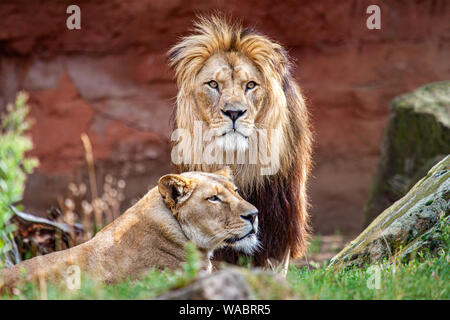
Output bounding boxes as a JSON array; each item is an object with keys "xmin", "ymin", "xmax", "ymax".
[
  {"xmin": 329, "ymin": 155, "xmax": 450, "ymax": 269},
  {"xmin": 364, "ymin": 81, "xmax": 450, "ymax": 225},
  {"xmin": 157, "ymin": 268, "xmax": 295, "ymax": 300}
]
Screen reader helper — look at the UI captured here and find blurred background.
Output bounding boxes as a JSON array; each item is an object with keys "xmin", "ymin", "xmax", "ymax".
[{"xmin": 0, "ymin": 0, "xmax": 448, "ymax": 246}]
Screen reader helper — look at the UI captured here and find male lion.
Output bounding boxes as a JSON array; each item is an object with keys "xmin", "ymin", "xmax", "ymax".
[
  {"xmin": 0, "ymin": 168, "xmax": 258, "ymax": 291},
  {"xmin": 169, "ymin": 16, "xmax": 313, "ymax": 272}
]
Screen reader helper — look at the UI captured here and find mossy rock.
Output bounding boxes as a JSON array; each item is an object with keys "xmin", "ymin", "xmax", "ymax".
[
  {"xmin": 157, "ymin": 267, "xmax": 295, "ymax": 300},
  {"xmin": 240, "ymin": 268, "xmax": 297, "ymax": 299},
  {"xmin": 329, "ymin": 155, "xmax": 449, "ymax": 269},
  {"xmin": 364, "ymin": 81, "xmax": 450, "ymax": 225}
]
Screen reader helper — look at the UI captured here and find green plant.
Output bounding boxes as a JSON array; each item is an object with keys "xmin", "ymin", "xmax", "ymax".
[{"xmin": 0, "ymin": 92, "xmax": 38, "ymax": 268}]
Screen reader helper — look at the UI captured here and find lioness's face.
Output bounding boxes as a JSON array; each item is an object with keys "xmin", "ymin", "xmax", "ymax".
[
  {"xmin": 194, "ymin": 53, "xmax": 267, "ymax": 152},
  {"xmin": 158, "ymin": 167, "xmax": 259, "ymax": 254}
]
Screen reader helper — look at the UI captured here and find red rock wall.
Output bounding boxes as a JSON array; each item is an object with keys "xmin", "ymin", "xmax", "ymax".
[{"xmin": 1, "ymin": 0, "xmax": 449, "ymax": 234}]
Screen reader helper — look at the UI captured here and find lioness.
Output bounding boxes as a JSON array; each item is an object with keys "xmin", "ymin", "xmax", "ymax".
[{"xmin": 0, "ymin": 168, "xmax": 258, "ymax": 291}]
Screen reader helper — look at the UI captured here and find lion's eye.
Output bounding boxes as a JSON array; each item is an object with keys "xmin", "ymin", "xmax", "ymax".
[
  {"xmin": 207, "ymin": 195, "xmax": 222, "ymax": 202},
  {"xmin": 207, "ymin": 80, "xmax": 219, "ymax": 89},
  {"xmin": 246, "ymin": 81, "xmax": 257, "ymax": 90}
]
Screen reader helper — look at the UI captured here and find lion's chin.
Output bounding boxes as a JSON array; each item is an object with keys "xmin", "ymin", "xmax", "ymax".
[
  {"xmin": 215, "ymin": 131, "xmax": 249, "ymax": 153},
  {"xmin": 230, "ymin": 233, "xmax": 260, "ymax": 255}
]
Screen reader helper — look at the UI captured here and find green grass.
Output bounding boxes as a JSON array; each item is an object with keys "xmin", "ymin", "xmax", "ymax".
[
  {"xmin": 288, "ymin": 252, "xmax": 449, "ymax": 299},
  {"xmin": 3, "ymin": 247, "xmax": 448, "ymax": 300},
  {"xmin": 307, "ymin": 235, "xmax": 322, "ymax": 255},
  {"xmin": 2, "ymin": 218, "xmax": 449, "ymax": 300}
]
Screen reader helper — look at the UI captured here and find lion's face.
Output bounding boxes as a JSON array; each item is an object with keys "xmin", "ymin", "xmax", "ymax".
[
  {"xmin": 194, "ymin": 53, "xmax": 267, "ymax": 152},
  {"xmin": 169, "ymin": 15, "xmax": 311, "ymax": 188},
  {"xmin": 158, "ymin": 167, "xmax": 259, "ymax": 254}
]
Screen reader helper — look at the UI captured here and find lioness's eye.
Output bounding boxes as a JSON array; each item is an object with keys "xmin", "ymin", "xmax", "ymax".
[
  {"xmin": 207, "ymin": 80, "xmax": 219, "ymax": 89},
  {"xmin": 246, "ymin": 81, "xmax": 257, "ymax": 90},
  {"xmin": 207, "ymin": 195, "xmax": 222, "ymax": 202}
]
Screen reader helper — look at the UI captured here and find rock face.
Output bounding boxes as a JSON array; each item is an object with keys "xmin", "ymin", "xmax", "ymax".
[
  {"xmin": 0, "ymin": 1, "xmax": 449, "ymax": 234},
  {"xmin": 157, "ymin": 268, "xmax": 294, "ymax": 300},
  {"xmin": 364, "ymin": 81, "xmax": 450, "ymax": 225},
  {"xmin": 329, "ymin": 155, "xmax": 450, "ymax": 269}
]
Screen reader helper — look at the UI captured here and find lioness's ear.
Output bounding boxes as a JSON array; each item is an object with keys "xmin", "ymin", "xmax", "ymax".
[
  {"xmin": 214, "ymin": 166, "xmax": 233, "ymax": 179},
  {"xmin": 158, "ymin": 174, "xmax": 194, "ymax": 211}
]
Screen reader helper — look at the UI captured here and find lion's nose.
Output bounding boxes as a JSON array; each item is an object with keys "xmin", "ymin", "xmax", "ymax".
[
  {"xmin": 240, "ymin": 211, "xmax": 258, "ymax": 224},
  {"xmin": 221, "ymin": 109, "xmax": 247, "ymax": 124}
]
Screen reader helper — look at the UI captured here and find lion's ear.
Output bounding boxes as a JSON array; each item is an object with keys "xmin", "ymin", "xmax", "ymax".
[
  {"xmin": 214, "ymin": 166, "xmax": 233, "ymax": 179},
  {"xmin": 158, "ymin": 174, "xmax": 194, "ymax": 211}
]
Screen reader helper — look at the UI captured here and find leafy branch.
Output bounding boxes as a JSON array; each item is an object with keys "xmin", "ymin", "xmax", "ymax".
[{"xmin": 0, "ymin": 92, "xmax": 38, "ymax": 268}]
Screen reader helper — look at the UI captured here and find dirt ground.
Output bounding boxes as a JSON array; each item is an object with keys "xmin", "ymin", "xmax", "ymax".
[{"xmin": 292, "ymin": 234, "xmax": 355, "ymax": 268}]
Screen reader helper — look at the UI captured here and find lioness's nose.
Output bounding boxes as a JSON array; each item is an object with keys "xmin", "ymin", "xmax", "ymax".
[
  {"xmin": 221, "ymin": 109, "xmax": 247, "ymax": 123},
  {"xmin": 240, "ymin": 211, "xmax": 258, "ymax": 224}
]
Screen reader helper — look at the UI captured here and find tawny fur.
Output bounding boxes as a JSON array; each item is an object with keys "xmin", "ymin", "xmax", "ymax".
[
  {"xmin": 0, "ymin": 170, "xmax": 258, "ymax": 291},
  {"xmin": 169, "ymin": 15, "xmax": 313, "ymax": 266}
]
